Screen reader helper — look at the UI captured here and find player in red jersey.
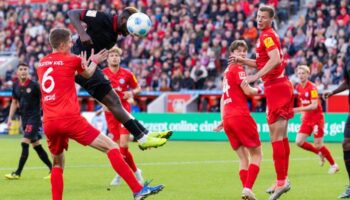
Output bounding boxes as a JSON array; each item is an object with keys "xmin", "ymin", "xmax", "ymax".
[
  {"xmin": 37, "ymin": 28, "xmax": 164, "ymax": 200},
  {"xmin": 214, "ymin": 40, "xmax": 262, "ymax": 200},
  {"xmin": 294, "ymin": 65, "xmax": 339, "ymax": 174},
  {"xmin": 230, "ymin": 6, "xmax": 294, "ymax": 200},
  {"xmin": 102, "ymin": 47, "xmax": 144, "ymax": 186}
]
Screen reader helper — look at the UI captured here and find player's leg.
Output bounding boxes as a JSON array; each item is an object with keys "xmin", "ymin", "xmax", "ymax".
[
  {"xmin": 4, "ymin": 137, "xmax": 30, "ymax": 179},
  {"xmin": 30, "ymin": 124, "xmax": 52, "ymax": 175},
  {"xmin": 339, "ymin": 115, "xmax": 350, "ymax": 198},
  {"xmin": 296, "ymin": 133, "xmax": 319, "ymax": 154},
  {"xmin": 76, "ymin": 72, "xmax": 168, "ymax": 150},
  {"xmin": 51, "ymin": 153, "xmax": 65, "ymax": 200},
  {"xmin": 314, "ymin": 137, "xmax": 338, "ymax": 174},
  {"xmin": 89, "ymin": 133, "xmax": 164, "ymax": 198},
  {"xmin": 241, "ymin": 146, "xmax": 261, "ymax": 200},
  {"xmin": 235, "ymin": 146, "xmax": 249, "ymax": 187}
]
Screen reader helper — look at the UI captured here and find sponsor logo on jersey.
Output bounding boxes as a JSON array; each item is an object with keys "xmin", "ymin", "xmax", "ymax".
[
  {"xmin": 26, "ymin": 88, "xmax": 31, "ymax": 93},
  {"xmin": 238, "ymin": 72, "xmax": 246, "ymax": 80}
]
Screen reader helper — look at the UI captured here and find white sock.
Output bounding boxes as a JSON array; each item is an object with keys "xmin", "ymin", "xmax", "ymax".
[{"xmin": 138, "ymin": 135, "xmax": 148, "ymax": 144}]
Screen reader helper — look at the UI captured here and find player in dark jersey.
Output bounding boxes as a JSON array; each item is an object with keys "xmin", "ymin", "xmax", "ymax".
[
  {"xmin": 4, "ymin": 63, "xmax": 52, "ymax": 180},
  {"xmin": 67, "ymin": 7, "xmax": 172, "ymax": 150},
  {"xmin": 324, "ymin": 58, "xmax": 350, "ymax": 198}
]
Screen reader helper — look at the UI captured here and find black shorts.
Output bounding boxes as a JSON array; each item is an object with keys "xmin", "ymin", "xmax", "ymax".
[
  {"xmin": 345, "ymin": 115, "xmax": 350, "ymax": 138},
  {"xmin": 75, "ymin": 68, "xmax": 112, "ymax": 102},
  {"xmin": 22, "ymin": 120, "xmax": 42, "ymax": 143}
]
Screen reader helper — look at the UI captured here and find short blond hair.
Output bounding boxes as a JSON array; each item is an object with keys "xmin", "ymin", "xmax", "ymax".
[
  {"xmin": 109, "ymin": 46, "xmax": 123, "ymax": 56},
  {"xmin": 297, "ymin": 65, "xmax": 310, "ymax": 74}
]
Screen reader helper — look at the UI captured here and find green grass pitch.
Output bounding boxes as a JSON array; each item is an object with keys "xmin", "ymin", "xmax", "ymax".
[{"xmin": 0, "ymin": 135, "xmax": 347, "ymax": 200}]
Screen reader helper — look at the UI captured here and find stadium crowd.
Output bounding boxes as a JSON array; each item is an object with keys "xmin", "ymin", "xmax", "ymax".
[{"xmin": 1, "ymin": 0, "xmax": 299, "ymax": 92}]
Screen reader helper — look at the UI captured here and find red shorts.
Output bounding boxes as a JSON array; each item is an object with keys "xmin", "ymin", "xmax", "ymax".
[
  {"xmin": 299, "ymin": 116, "xmax": 324, "ymax": 138},
  {"xmin": 264, "ymin": 77, "xmax": 294, "ymax": 124},
  {"xmin": 223, "ymin": 116, "xmax": 261, "ymax": 150},
  {"xmin": 105, "ymin": 111, "xmax": 129, "ymax": 142},
  {"xmin": 43, "ymin": 116, "xmax": 100, "ymax": 155}
]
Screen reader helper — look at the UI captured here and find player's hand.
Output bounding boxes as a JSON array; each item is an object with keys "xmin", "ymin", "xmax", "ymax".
[
  {"xmin": 90, "ymin": 49, "xmax": 108, "ymax": 64},
  {"xmin": 80, "ymin": 32, "xmax": 93, "ymax": 47},
  {"xmin": 323, "ymin": 91, "xmax": 333, "ymax": 100},
  {"xmin": 80, "ymin": 51, "xmax": 90, "ymax": 69},
  {"xmin": 213, "ymin": 121, "xmax": 223, "ymax": 132},
  {"xmin": 123, "ymin": 91, "xmax": 133, "ymax": 99},
  {"xmin": 7, "ymin": 120, "xmax": 11, "ymax": 128},
  {"xmin": 228, "ymin": 55, "xmax": 243, "ymax": 65},
  {"xmin": 245, "ymin": 74, "xmax": 259, "ymax": 84}
]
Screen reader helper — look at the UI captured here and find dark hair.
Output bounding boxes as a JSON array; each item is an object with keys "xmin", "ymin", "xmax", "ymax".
[
  {"xmin": 229, "ymin": 40, "xmax": 248, "ymax": 52},
  {"xmin": 259, "ymin": 5, "xmax": 275, "ymax": 18},
  {"xmin": 49, "ymin": 28, "xmax": 71, "ymax": 49},
  {"xmin": 17, "ymin": 63, "xmax": 29, "ymax": 69}
]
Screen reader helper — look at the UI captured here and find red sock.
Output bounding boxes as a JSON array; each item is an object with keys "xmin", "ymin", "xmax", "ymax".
[
  {"xmin": 283, "ymin": 138, "xmax": 290, "ymax": 178},
  {"xmin": 319, "ymin": 146, "xmax": 335, "ymax": 165},
  {"xmin": 107, "ymin": 148, "xmax": 142, "ymax": 193},
  {"xmin": 239, "ymin": 169, "xmax": 248, "ymax": 187},
  {"xmin": 244, "ymin": 164, "xmax": 260, "ymax": 190},
  {"xmin": 272, "ymin": 140, "xmax": 286, "ymax": 182},
  {"xmin": 300, "ymin": 142, "xmax": 319, "ymax": 154},
  {"xmin": 51, "ymin": 167, "xmax": 63, "ymax": 200},
  {"xmin": 120, "ymin": 147, "xmax": 138, "ymax": 172}
]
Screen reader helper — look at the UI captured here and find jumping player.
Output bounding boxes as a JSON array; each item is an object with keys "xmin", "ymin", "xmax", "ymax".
[
  {"xmin": 214, "ymin": 40, "xmax": 262, "ymax": 200},
  {"xmin": 324, "ymin": 57, "xmax": 350, "ymax": 198},
  {"xmin": 294, "ymin": 65, "xmax": 339, "ymax": 174},
  {"xmin": 102, "ymin": 47, "xmax": 144, "ymax": 186},
  {"xmin": 5, "ymin": 63, "xmax": 52, "ymax": 180},
  {"xmin": 37, "ymin": 28, "xmax": 164, "ymax": 200},
  {"xmin": 67, "ymin": 7, "xmax": 172, "ymax": 150},
  {"xmin": 231, "ymin": 6, "xmax": 294, "ymax": 200}
]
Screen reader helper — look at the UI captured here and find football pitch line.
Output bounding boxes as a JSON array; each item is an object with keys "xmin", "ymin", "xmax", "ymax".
[{"xmin": 0, "ymin": 156, "xmax": 341, "ymax": 171}]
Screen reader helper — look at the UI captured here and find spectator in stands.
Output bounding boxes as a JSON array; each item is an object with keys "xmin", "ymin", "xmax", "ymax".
[
  {"xmin": 180, "ymin": 70, "xmax": 195, "ymax": 90},
  {"xmin": 190, "ymin": 61, "xmax": 208, "ymax": 89}
]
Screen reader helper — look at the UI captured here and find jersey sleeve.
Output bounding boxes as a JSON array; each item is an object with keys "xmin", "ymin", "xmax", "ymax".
[
  {"xmin": 73, "ymin": 56, "xmax": 84, "ymax": 74},
  {"xmin": 261, "ymin": 32, "xmax": 278, "ymax": 52},
  {"xmin": 33, "ymin": 82, "xmax": 41, "ymax": 99},
  {"xmin": 80, "ymin": 10, "xmax": 110, "ymax": 30},
  {"xmin": 129, "ymin": 72, "xmax": 139, "ymax": 89},
  {"xmin": 310, "ymin": 86, "xmax": 319, "ymax": 100},
  {"xmin": 235, "ymin": 69, "xmax": 246, "ymax": 85},
  {"xmin": 11, "ymin": 83, "xmax": 18, "ymax": 100}
]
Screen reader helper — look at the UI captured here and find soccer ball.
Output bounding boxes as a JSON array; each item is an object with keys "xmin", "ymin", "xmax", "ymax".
[{"xmin": 127, "ymin": 12, "xmax": 152, "ymax": 37}]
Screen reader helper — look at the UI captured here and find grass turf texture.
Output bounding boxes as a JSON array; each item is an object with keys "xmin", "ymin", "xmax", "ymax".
[{"xmin": 0, "ymin": 135, "xmax": 347, "ymax": 200}]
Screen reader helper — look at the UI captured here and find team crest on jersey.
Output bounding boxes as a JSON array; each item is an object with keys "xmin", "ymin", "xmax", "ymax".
[
  {"xmin": 26, "ymin": 88, "xmax": 31, "ymax": 93},
  {"xmin": 119, "ymin": 78, "xmax": 125, "ymax": 84},
  {"xmin": 238, "ymin": 72, "xmax": 246, "ymax": 80},
  {"xmin": 305, "ymin": 92, "xmax": 309, "ymax": 97}
]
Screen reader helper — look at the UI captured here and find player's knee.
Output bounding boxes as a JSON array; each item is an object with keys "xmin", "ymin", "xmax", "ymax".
[
  {"xmin": 295, "ymin": 139, "xmax": 304, "ymax": 147},
  {"xmin": 52, "ymin": 154, "xmax": 64, "ymax": 168},
  {"xmin": 314, "ymin": 142, "xmax": 323, "ymax": 150}
]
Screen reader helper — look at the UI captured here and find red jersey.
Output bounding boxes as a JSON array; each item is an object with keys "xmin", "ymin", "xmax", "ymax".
[
  {"xmin": 256, "ymin": 27, "xmax": 286, "ymax": 83},
  {"xmin": 102, "ymin": 67, "xmax": 138, "ymax": 104},
  {"xmin": 295, "ymin": 81, "xmax": 323, "ymax": 121},
  {"xmin": 37, "ymin": 52, "xmax": 84, "ymax": 121},
  {"xmin": 222, "ymin": 64, "xmax": 250, "ymax": 118}
]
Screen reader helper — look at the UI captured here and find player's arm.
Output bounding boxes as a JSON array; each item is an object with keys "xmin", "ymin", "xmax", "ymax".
[
  {"xmin": 323, "ymin": 80, "xmax": 349, "ymax": 99},
  {"xmin": 80, "ymin": 49, "xmax": 108, "ymax": 79},
  {"xmin": 240, "ymin": 81, "xmax": 260, "ymax": 96},
  {"xmin": 228, "ymin": 56, "xmax": 257, "ymax": 68},
  {"xmin": 213, "ymin": 95, "xmax": 224, "ymax": 132},
  {"xmin": 8, "ymin": 98, "xmax": 18, "ymax": 126},
  {"xmin": 294, "ymin": 100, "xmax": 318, "ymax": 113},
  {"xmin": 67, "ymin": 9, "xmax": 93, "ymax": 46},
  {"xmin": 255, "ymin": 48, "xmax": 281, "ymax": 79}
]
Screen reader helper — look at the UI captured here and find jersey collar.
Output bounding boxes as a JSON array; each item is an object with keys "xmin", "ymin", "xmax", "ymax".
[{"xmin": 19, "ymin": 79, "xmax": 31, "ymax": 87}]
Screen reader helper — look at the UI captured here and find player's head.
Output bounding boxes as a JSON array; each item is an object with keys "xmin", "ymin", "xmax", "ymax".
[
  {"xmin": 229, "ymin": 40, "xmax": 248, "ymax": 58},
  {"xmin": 17, "ymin": 63, "xmax": 29, "ymax": 81},
  {"xmin": 257, "ymin": 5, "xmax": 275, "ymax": 30},
  {"xmin": 49, "ymin": 28, "xmax": 72, "ymax": 53},
  {"xmin": 118, "ymin": 7, "xmax": 139, "ymax": 36},
  {"xmin": 107, "ymin": 46, "xmax": 122, "ymax": 67},
  {"xmin": 297, "ymin": 65, "xmax": 310, "ymax": 83}
]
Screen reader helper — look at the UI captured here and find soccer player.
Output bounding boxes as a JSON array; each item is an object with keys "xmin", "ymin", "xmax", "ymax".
[
  {"xmin": 294, "ymin": 65, "xmax": 339, "ymax": 174},
  {"xmin": 37, "ymin": 28, "xmax": 164, "ymax": 200},
  {"xmin": 5, "ymin": 63, "xmax": 52, "ymax": 180},
  {"xmin": 67, "ymin": 7, "xmax": 172, "ymax": 150},
  {"xmin": 231, "ymin": 6, "xmax": 294, "ymax": 200},
  {"xmin": 102, "ymin": 47, "xmax": 144, "ymax": 186},
  {"xmin": 214, "ymin": 40, "xmax": 262, "ymax": 200},
  {"xmin": 324, "ymin": 58, "xmax": 350, "ymax": 198}
]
